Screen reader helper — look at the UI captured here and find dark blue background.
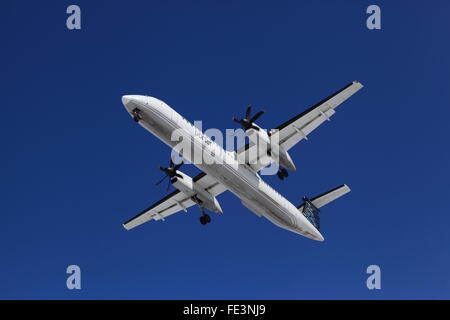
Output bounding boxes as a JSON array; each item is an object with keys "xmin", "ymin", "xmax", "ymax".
[{"xmin": 2, "ymin": 0, "xmax": 449, "ymax": 299}]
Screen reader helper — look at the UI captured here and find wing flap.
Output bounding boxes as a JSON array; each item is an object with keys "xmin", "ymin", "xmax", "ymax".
[
  {"xmin": 193, "ymin": 172, "xmax": 228, "ymax": 196},
  {"xmin": 281, "ymin": 108, "xmax": 336, "ymax": 151}
]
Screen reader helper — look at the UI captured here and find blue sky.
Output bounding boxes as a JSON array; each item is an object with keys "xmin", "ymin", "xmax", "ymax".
[{"xmin": 1, "ymin": 0, "xmax": 449, "ymax": 299}]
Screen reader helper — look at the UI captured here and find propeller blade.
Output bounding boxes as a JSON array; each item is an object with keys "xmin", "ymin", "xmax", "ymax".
[
  {"xmin": 155, "ymin": 175, "xmax": 168, "ymax": 185},
  {"xmin": 232, "ymin": 104, "xmax": 265, "ymax": 131},
  {"xmin": 245, "ymin": 105, "xmax": 252, "ymax": 120},
  {"xmin": 249, "ymin": 110, "xmax": 265, "ymax": 123},
  {"xmin": 166, "ymin": 178, "xmax": 171, "ymax": 191}
]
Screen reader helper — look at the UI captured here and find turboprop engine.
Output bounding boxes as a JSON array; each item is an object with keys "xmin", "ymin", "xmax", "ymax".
[
  {"xmin": 232, "ymin": 104, "xmax": 296, "ymax": 179},
  {"xmin": 171, "ymin": 171, "xmax": 223, "ymax": 214}
]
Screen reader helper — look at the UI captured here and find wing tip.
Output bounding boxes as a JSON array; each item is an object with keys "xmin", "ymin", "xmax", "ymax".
[
  {"xmin": 352, "ymin": 80, "xmax": 364, "ymax": 88},
  {"xmin": 343, "ymin": 184, "xmax": 351, "ymax": 192},
  {"xmin": 122, "ymin": 223, "xmax": 132, "ymax": 231}
]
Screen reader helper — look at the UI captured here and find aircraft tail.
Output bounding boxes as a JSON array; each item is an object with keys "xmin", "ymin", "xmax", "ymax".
[{"xmin": 297, "ymin": 184, "xmax": 351, "ymax": 230}]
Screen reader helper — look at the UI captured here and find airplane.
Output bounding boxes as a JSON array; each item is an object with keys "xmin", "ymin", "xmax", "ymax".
[{"xmin": 121, "ymin": 81, "xmax": 363, "ymax": 241}]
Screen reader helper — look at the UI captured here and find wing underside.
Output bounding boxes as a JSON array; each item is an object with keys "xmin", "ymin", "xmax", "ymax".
[
  {"xmin": 276, "ymin": 81, "xmax": 363, "ymax": 151},
  {"xmin": 236, "ymin": 81, "xmax": 363, "ymax": 172},
  {"xmin": 123, "ymin": 172, "xmax": 227, "ymax": 230}
]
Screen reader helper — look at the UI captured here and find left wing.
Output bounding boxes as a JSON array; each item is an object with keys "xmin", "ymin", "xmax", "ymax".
[{"xmin": 123, "ymin": 172, "xmax": 227, "ymax": 230}]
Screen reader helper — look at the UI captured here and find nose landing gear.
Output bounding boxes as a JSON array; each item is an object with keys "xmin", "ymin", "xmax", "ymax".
[{"xmin": 132, "ymin": 108, "xmax": 142, "ymax": 122}]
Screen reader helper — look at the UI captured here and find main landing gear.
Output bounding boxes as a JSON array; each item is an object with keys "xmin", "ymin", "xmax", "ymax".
[
  {"xmin": 132, "ymin": 108, "xmax": 142, "ymax": 122},
  {"xmin": 192, "ymin": 195, "xmax": 212, "ymax": 226},
  {"xmin": 277, "ymin": 167, "xmax": 289, "ymax": 180}
]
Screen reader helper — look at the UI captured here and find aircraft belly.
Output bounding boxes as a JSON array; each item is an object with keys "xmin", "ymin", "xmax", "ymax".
[
  {"xmin": 197, "ymin": 162, "xmax": 299, "ymax": 230},
  {"xmin": 199, "ymin": 164, "xmax": 320, "ymax": 240}
]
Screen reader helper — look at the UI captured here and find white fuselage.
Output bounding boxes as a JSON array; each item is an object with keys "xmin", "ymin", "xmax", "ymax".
[{"xmin": 122, "ymin": 95, "xmax": 324, "ymax": 241}]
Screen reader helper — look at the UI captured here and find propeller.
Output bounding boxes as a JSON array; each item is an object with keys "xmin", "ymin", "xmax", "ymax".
[
  {"xmin": 155, "ymin": 158, "xmax": 183, "ymax": 191},
  {"xmin": 232, "ymin": 104, "xmax": 265, "ymax": 131}
]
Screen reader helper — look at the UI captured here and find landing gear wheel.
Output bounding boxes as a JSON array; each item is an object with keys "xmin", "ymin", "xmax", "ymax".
[
  {"xmin": 199, "ymin": 214, "xmax": 211, "ymax": 225},
  {"xmin": 277, "ymin": 167, "xmax": 289, "ymax": 180}
]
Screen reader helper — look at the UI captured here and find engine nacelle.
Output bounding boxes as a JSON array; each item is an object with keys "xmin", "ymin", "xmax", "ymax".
[
  {"xmin": 246, "ymin": 128, "xmax": 296, "ymax": 171},
  {"xmin": 171, "ymin": 171, "xmax": 223, "ymax": 214},
  {"xmin": 246, "ymin": 127, "xmax": 271, "ymax": 146},
  {"xmin": 273, "ymin": 145, "xmax": 296, "ymax": 171},
  {"xmin": 171, "ymin": 172, "xmax": 195, "ymax": 196}
]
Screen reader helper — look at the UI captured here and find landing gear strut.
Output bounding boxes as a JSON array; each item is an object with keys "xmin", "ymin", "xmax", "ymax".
[
  {"xmin": 132, "ymin": 108, "xmax": 142, "ymax": 122},
  {"xmin": 192, "ymin": 195, "xmax": 212, "ymax": 225}
]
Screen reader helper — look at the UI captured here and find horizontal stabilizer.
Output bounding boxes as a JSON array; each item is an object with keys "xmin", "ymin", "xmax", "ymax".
[
  {"xmin": 310, "ymin": 184, "xmax": 351, "ymax": 208},
  {"xmin": 296, "ymin": 184, "xmax": 351, "ymax": 231}
]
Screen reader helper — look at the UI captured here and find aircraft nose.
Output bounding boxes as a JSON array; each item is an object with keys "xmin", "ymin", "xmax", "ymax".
[
  {"xmin": 122, "ymin": 95, "xmax": 133, "ymax": 107},
  {"xmin": 122, "ymin": 95, "xmax": 144, "ymax": 113}
]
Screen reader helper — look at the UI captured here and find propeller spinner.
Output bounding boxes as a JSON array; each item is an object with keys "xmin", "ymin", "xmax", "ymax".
[{"xmin": 156, "ymin": 159, "xmax": 184, "ymax": 191}]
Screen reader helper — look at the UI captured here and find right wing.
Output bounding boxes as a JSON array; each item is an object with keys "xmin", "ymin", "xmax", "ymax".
[
  {"xmin": 123, "ymin": 172, "xmax": 227, "ymax": 230},
  {"xmin": 236, "ymin": 81, "xmax": 363, "ymax": 172},
  {"xmin": 275, "ymin": 81, "xmax": 363, "ymax": 152}
]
